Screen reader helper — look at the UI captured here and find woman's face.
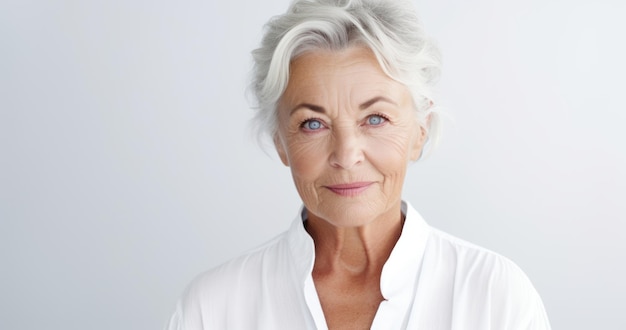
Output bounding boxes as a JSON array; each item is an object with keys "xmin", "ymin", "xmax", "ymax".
[{"xmin": 275, "ymin": 46, "xmax": 426, "ymax": 228}]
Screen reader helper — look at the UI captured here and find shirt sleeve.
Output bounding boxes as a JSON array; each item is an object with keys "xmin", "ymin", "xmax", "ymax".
[
  {"xmin": 489, "ymin": 258, "xmax": 552, "ymax": 330},
  {"xmin": 164, "ymin": 301, "xmax": 182, "ymax": 330}
]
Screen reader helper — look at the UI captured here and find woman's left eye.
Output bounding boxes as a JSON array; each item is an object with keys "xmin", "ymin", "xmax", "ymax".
[{"xmin": 367, "ymin": 114, "xmax": 386, "ymax": 126}]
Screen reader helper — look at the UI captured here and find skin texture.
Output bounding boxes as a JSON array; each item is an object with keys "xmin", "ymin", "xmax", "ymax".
[{"xmin": 274, "ymin": 46, "xmax": 427, "ymax": 329}]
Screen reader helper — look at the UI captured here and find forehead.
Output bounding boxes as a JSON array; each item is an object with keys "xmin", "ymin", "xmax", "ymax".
[
  {"xmin": 282, "ymin": 47, "xmax": 408, "ymax": 104},
  {"xmin": 288, "ymin": 46, "xmax": 388, "ymax": 83}
]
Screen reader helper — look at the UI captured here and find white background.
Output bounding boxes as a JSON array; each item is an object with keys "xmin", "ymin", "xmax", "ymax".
[{"xmin": 1, "ymin": 0, "xmax": 625, "ymax": 329}]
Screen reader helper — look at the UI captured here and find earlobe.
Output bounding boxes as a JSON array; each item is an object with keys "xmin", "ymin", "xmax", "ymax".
[
  {"xmin": 410, "ymin": 117, "xmax": 429, "ymax": 161},
  {"xmin": 273, "ymin": 134, "xmax": 290, "ymax": 166},
  {"xmin": 410, "ymin": 125, "xmax": 427, "ymax": 161}
]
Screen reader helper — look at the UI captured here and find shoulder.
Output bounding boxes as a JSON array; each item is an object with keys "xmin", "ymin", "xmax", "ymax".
[
  {"xmin": 424, "ymin": 228, "xmax": 551, "ymax": 328},
  {"xmin": 188, "ymin": 231, "xmax": 289, "ymax": 301},
  {"xmin": 168, "ymin": 232, "xmax": 293, "ymax": 329},
  {"xmin": 427, "ymin": 227, "xmax": 538, "ymax": 297},
  {"xmin": 427, "ymin": 227, "xmax": 520, "ymax": 272}
]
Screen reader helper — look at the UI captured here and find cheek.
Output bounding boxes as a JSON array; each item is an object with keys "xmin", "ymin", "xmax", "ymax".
[
  {"xmin": 367, "ymin": 128, "xmax": 413, "ymax": 164},
  {"xmin": 285, "ymin": 136, "xmax": 328, "ymax": 180},
  {"xmin": 365, "ymin": 128, "xmax": 412, "ymax": 187},
  {"xmin": 284, "ymin": 137, "xmax": 329, "ymax": 206}
]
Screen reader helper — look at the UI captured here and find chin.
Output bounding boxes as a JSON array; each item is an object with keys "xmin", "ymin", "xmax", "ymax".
[{"xmin": 308, "ymin": 199, "xmax": 392, "ymax": 228}]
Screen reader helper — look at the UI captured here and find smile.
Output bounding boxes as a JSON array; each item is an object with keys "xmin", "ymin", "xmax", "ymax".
[{"xmin": 325, "ymin": 182, "xmax": 374, "ymax": 197}]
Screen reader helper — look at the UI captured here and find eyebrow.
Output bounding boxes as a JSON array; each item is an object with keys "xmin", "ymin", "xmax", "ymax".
[
  {"xmin": 289, "ymin": 96, "xmax": 397, "ymax": 115},
  {"xmin": 359, "ymin": 96, "xmax": 398, "ymax": 110},
  {"xmin": 289, "ymin": 103, "xmax": 325, "ymax": 115}
]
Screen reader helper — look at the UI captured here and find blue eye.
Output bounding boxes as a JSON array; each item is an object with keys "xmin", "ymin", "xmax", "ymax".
[
  {"xmin": 367, "ymin": 115, "xmax": 386, "ymax": 126},
  {"xmin": 302, "ymin": 119, "xmax": 323, "ymax": 130}
]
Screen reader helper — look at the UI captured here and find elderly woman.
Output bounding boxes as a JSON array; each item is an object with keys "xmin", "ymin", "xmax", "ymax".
[{"xmin": 167, "ymin": 0, "xmax": 550, "ymax": 329}]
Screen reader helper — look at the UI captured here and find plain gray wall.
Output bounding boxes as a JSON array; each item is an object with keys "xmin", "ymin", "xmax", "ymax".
[{"xmin": 1, "ymin": 0, "xmax": 624, "ymax": 329}]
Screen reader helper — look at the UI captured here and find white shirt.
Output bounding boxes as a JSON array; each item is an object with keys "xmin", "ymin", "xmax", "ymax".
[{"xmin": 166, "ymin": 201, "xmax": 551, "ymax": 329}]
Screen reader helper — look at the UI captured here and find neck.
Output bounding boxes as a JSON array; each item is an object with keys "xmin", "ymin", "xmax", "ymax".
[{"xmin": 305, "ymin": 207, "xmax": 404, "ymax": 277}]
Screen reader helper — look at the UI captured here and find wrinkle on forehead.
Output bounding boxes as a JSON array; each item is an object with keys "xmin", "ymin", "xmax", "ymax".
[{"xmin": 278, "ymin": 46, "xmax": 411, "ymax": 120}]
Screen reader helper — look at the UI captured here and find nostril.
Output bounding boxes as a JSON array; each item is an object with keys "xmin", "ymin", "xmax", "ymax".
[{"xmin": 329, "ymin": 136, "xmax": 364, "ymax": 169}]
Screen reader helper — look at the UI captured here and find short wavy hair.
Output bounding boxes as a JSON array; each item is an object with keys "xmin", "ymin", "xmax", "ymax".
[{"xmin": 250, "ymin": 0, "xmax": 442, "ymax": 153}]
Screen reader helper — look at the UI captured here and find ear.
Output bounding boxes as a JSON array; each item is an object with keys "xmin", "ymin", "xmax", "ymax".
[
  {"xmin": 273, "ymin": 133, "xmax": 290, "ymax": 166},
  {"xmin": 409, "ymin": 115, "xmax": 430, "ymax": 161}
]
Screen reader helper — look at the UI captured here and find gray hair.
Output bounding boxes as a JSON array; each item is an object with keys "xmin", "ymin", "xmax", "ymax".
[{"xmin": 250, "ymin": 0, "xmax": 442, "ymax": 153}]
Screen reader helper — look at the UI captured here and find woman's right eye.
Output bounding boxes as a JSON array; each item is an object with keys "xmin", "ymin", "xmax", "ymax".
[{"xmin": 301, "ymin": 119, "xmax": 323, "ymax": 131}]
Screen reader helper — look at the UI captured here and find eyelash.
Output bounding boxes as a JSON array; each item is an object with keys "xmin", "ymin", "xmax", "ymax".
[
  {"xmin": 368, "ymin": 112, "xmax": 390, "ymax": 124},
  {"xmin": 299, "ymin": 117, "xmax": 324, "ymax": 129}
]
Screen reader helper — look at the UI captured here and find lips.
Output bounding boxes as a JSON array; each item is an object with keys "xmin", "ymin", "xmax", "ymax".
[{"xmin": 325, "ymin": 182, "xmax": 373, "ymax": 197}]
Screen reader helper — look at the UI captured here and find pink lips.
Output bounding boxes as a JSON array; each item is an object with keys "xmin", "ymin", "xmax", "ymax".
[{"xmin": 325, "ymin": 182, "xmax": 373, "ymax": 197}]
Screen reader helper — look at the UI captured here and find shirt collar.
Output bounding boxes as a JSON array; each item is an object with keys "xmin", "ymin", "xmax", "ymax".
[
  {"xmin": 286, "ymin": 206, "xmax": 316, "ymax": 283},
  {"xmin": 286, "ymin": 200, "xmax": 431, "ymax": 293},
  {"xmin": 379, "ymin": 200, "xmax": 430, "ymax": 300}
]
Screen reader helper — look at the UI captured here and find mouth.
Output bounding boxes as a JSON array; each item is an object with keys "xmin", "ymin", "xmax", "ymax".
[{"xmin": 325, "ymin": 182, "xmax": 373, "ymax": 197}]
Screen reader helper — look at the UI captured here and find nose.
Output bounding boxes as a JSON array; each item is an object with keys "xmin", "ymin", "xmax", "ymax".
[{"xmin": 329, "ymin": 126, "xmax": 364, "ymax": 169}]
